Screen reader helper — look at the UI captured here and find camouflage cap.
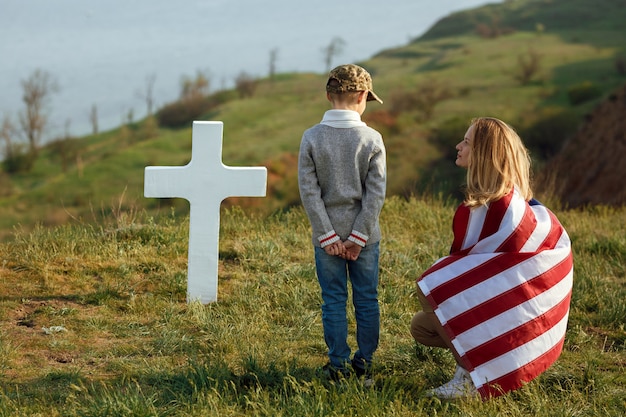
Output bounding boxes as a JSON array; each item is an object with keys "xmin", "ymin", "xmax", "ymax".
[{"xmin": 326, "ymin": 64, "xmax": 383, "ymax": 104}]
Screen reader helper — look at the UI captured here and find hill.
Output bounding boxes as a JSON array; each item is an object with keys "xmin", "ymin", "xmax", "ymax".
[
  {"xmin": 1, "ymin": 0, "xmax": 625, "ymax": 240},
  {"xmin": 536, "ymin": 83, "xmax": 626, "ymax": 207},
  {"xmin": 419, "ymin": 0, "xmax": 626, "ymax": 43}
]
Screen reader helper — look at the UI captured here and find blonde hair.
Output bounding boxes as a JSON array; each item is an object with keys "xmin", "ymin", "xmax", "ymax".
[{"xmin": 464, "ymin": 117, "xmax": 533, "ymax": 208}]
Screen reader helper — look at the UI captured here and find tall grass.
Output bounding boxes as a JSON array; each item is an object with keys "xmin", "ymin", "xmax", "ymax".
[{"xmin": 0, "ymin": 197, "xmax": 624, "ymax": 415}]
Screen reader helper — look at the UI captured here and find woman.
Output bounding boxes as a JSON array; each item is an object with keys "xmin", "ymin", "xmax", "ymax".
[{"xmin": 411, "ymin": 117, "xmax": 573, "ymax": 399}]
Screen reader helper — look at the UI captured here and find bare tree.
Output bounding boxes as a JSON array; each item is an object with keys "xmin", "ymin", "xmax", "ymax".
[
  {"xmin": 235, "ymin": 72, "xmax": 258, "ymax": 98},
  {"xmin": 18, "ymin": 69, "xmax": 58, "ymax": 155},
  {"xmin": 389, "ymin": 79, "xmax": 453, "ymax": 121},
  {"xmin": 125, "ymin": 109, "xmax": 134, "ymax": 126},
  {"xmin": 49, "ymin": 119, "xmax": 78, "ymax": 173},
  {"xmin": 269, "ymin": 48, "xmax": 279, "ymax": 81},
  {"xmin": 1, "ymin": 115, "xmax": 16, "ymax": 159},
  {"xmin": 513, "ymin": 48, "xmax": 542, "ymax": 85},
  {"xmin": 322, "ymin": 37, "xmax": 346, "ymax": 72},
  {"xmin": 89, "ymin": 104, "xmax": 99, "ymax": 135},
  {"xmin": 136, "ymin": 73, "xmax": 157, "ymax": 116},
  {"xmin": 180, "ymin": 70, "xmax": 210, "ymax": 100},
  {"xmin": 2, "ymin": 113, "xmax": 34, "ymax": 173}
]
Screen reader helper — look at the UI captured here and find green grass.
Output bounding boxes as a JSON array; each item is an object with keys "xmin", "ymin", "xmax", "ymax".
[
  {"xmin": 0, "ymin": 3, "xmax": 625, "ymax": 411},
  {"xmin": 0, "ymin": 197, "xmax": 624, "ymax": 416}
]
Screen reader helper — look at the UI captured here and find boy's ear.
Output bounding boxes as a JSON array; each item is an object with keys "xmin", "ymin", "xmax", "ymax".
[{"xmin": 358, "ymin": 91, "xmax": 368, "ymax": 103}]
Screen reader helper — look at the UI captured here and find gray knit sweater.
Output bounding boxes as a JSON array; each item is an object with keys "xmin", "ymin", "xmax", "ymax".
[{"xmin": 298, "ymin": 110, "xmax": 387, "ymax": 248}]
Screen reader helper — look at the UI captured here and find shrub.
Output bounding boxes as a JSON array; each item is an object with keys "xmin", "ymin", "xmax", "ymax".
[
  {"xmin": 363, "ymin": 109, "xmax": 399, "ymax": 137},
  {"xmin": 567, "ymin": 81, "xmax": 602, "ymax": 105},
  {"xmin": 156, "ymin": 89, "xmax": 237, "ymax": 129},
  {"xmin": 521, "ymin": 108, "xmax": 580, "ymax": 159},
  {"xmin": 139, "ymin": 116, "xmax": 159, "ymax": 141},
  {"xmin": 476, "ymin": 23, "xmax": 514, "ymax": 38},
  {"xmin": 48, "ymin": 136, "xmax": 80, "ymax": 172},
  {"xmin": 207, "ymin": 89, "xmax": 238, "ymax": 107},
  {"xmin": 2, "ymin": 144, "xmax": 36, "ymax": 173},
  {"xmin": 156, "ymin": 96, "xmax": 211, "ymax": 129},
  {"xmin": 475, "ymin": 16, "xmax": 515, "ymax": 39},
  {"xmin": 0, "ymin": 171, "xmax": 13, "ymax": 197},
  {"xmin": 235, "ymin": 72, "xmax": 258, "ymax": 99},
  {"xmin": 389, "ymin": 80, "xmax": 452, "ymax": 121},
  {"xmin": 427, "ymin": 116, "xmax": 471, "ymax": 158},
  {"xmin": 513, "ymin": 48, "xmax": 542, "ymax": 85}
]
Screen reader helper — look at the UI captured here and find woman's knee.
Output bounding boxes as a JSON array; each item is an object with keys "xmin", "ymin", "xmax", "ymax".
[
  {"xmin": 410, "ymin": 311, "xmax": 430, "ymax": 342},
  {"xmin": 411, "ymin": 310, "xmax": 449, "ymax": 349}
]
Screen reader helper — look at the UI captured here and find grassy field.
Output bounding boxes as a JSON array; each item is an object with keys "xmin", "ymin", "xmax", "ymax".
[
  {"xmin": 0, "ymin": 197, "xmax": 624, "ymax": 416},
  {"xmin": 1, "ymin": 2, "xmax": 625, "ymax": 413}
]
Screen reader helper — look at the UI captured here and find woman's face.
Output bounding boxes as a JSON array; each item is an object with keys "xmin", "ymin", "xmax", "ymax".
[{"xmin": 455, "ymin": 124, "xmax": 474, "ymax": 168}]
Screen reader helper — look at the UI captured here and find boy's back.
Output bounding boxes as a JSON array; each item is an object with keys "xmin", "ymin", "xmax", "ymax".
[{"xmin": 299, "ymin": 122, "xmax": 385, "ymax": 246}]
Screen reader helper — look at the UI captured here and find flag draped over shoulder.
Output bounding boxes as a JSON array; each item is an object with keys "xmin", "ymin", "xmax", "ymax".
[{"xmin": 418, "ymin": 188, "xmax": 573, "ymax": 399}]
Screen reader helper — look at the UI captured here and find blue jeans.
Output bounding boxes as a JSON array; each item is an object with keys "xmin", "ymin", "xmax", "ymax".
[{"xmin": 314, "ymin": 243, "xmax": 380, "ymax": 369}]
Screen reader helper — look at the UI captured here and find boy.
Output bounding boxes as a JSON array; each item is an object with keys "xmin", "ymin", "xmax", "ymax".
[{"xmin": 298, "ymin": 64, "xmax": 387, "ymax": 382}]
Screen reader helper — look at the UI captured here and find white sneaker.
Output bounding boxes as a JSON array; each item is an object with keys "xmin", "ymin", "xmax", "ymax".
[
  {"xmin": 362, "ymin": 377, "xmax": 375, "ymax": 388},
  {"xmin": 426, "ymin": 365, "xmax": 478, "ymax": 399}
]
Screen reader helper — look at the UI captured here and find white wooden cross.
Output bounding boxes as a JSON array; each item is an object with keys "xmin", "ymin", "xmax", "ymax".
[{"xmin": 144, "ymin": 121, "xmax": 267, "ymax": 304}]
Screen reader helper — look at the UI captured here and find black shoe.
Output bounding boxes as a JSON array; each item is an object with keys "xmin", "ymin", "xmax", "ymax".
[
  {"xmin": 351, "ymin": 357, "xmax": 372, "ymax": 379},
  {"xmin": 351, "ymin": 358, "xmax": 375, "ymax": 388},
  {"xmin": 321, "ymin": 362, "xmax": 351, "ymax": 381}
]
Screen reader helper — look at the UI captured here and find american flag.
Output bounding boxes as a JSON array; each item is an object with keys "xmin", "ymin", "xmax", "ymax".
[{"xmin": 418, "ymin": 188, "xmax": 573, "ymax": 398}]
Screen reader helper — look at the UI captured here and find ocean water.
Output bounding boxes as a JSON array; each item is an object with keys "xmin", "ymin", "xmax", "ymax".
[{"xmin": 0, "ymin": 0, "xmax": 491, "ymax": 139}]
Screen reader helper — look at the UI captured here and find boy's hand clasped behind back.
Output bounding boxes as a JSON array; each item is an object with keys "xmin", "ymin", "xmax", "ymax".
[{"xmin": 323, "ymin": 241, "xmax": 361, "ymax": 261}]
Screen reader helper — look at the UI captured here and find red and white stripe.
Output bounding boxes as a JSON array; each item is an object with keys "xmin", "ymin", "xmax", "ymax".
[
  {"xmin": 418, "ymin": 188, "xmax": 573, "ymax": 398},
  {"xmin": 349, "ymin": 230, "xmax": 368, "ymax": 247}
]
